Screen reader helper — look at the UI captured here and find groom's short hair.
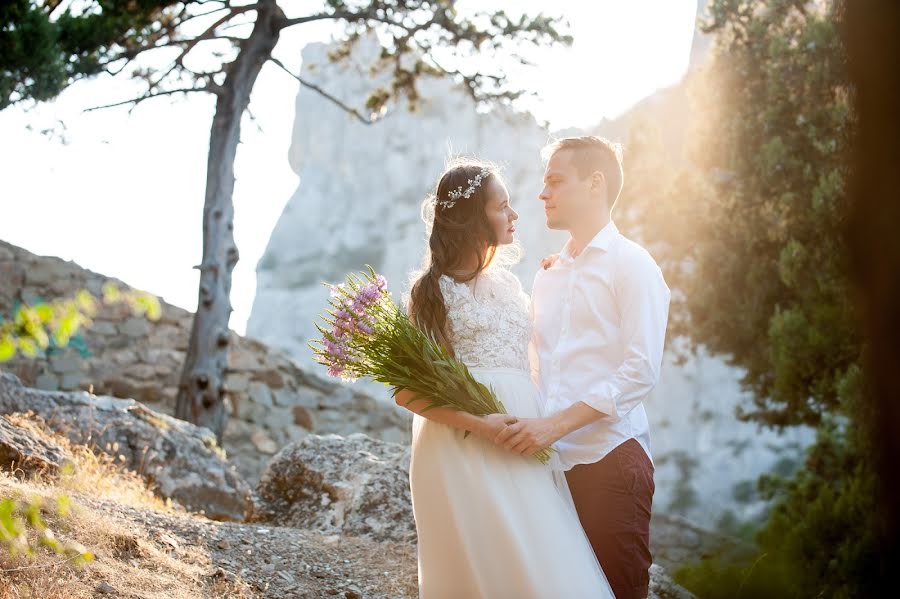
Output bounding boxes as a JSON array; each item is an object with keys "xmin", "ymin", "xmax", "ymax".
[{"xmin": 542, "ymin": 136, "xmax": 625, "ymax": 209}]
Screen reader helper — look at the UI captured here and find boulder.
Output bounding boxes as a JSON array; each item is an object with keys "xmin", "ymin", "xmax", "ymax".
[
  {"xmin": 649, "ymin": 563, "xmax": 697, "ymax": 599},
  {"xmin": 249, "ymin": 433, "xmax": 414, "ymax": 543},
  {"xmin": 0, "ymin": 413, "xmax": 73, "ymax": 477},
  {"xmin": 0, "ymin": 372, "xmax": 251, "ymax": 521}
]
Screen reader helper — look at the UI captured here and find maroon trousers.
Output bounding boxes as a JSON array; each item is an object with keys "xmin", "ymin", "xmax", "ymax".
[{"xmin": 564, "ymin": 438, "xmax": 655, "ymax": 599}]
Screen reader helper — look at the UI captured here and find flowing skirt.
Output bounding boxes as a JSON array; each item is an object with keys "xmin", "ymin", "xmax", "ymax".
[{"xmin": 409, "ymin": 366, "xmax": 615, "ymax": 598}]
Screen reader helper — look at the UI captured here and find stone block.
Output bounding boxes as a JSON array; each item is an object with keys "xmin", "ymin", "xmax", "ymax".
[
  {"xmin": 59, "ymin": 372, "xmax": 84, "ymax": 390},
  {"xmin": 251, "ymin": 369, "xmax": 284, "ymax": 389},
  {"xmin": 34, "ymin": 374, "xmax": 60, "ymax": 391},
  {"xmin": 250, "ymin": 429, "xmax": 279, "ymax": 455},
  {"xmin": 224, "ymin": 373, "xmax": 251, "ymax": 394},
  {"xmin": 262, "ymin": 407, "xmax": 293, "ymax": 431},
  {"xmin": 229, "ymin": 349, "xmax": 261, "ymax": 370},
  {"xmin": 49, "ymin": 354, "xmax": 82, "ymax": 375},
  {"xmin": 24, "ymin": 260, "xmax": 70, "ymax": 287},
  {"xmin": 248, "ymin": 381, "xmax": 273, "ymax": 406},
  {"xmin": 292, "ymin": 405, "xmax": 314, "ymax": 430},
  {"xmin": 89, "ymin": 320, "xmax": 117, "ymax": 336},
  {"xmin": 121, "ymin": 317, "xmax": 149, "ymax": 338},
  {"xmin": 126, "ymin": 363, "xmax": 157, "ymax": 380}
]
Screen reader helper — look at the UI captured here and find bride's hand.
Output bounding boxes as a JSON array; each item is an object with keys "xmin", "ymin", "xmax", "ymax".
[
  {"xmin": 540, "ymin": 253, "xmax": 559, "ymax": 270},
  {"xmin": 474, "ymin": 413, "xmax": 519, "ymax": 440}
]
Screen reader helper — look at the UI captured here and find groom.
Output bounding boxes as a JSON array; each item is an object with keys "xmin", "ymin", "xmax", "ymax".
[{"xmin": 494, "ymin": 136, "xmax": 671, "ymax": 599}]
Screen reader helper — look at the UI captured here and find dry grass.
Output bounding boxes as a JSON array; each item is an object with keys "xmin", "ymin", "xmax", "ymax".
[
  {"xmin": 3, "ymin": 412, "xmax": 174, "ymax": 514},
  {"xmin": 0, "ymin": 415, "xmax": 255, "ymax": 599},
  {"xmin": 1, "ymin": 413, "xmax": 422, "ymax": 598}
]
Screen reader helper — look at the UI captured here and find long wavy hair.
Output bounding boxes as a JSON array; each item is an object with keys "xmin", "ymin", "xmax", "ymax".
[{"xmin": 408, "ymin": 157, "xmax": 516, "ymax": 353}]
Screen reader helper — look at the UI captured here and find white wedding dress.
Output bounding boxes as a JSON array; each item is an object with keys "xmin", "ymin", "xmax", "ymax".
[{"xmin": 409, "ymin": 263, "xmax": 615, "ymax": 598}]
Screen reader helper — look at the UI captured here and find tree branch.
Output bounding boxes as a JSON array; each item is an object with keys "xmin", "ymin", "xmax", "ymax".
[
  {"xmin": 82, "ymin": 87, "xmax": 212, "ymax": 114},
  {"xmin": 96, "ymin": 32, "xmax": 243, "ymax": 77},
  {"xmin": 174, "ymin": 4, "xmax": 258, "ymax": 69},
  {"xmin": 268, "ymin": 56, "xmax": 375, "ymax": 125},
  {"xmin": 130, "ymin": 3, "xmax": 257, "ymax": 95},
  {"xmin": 277, "ymin": 11, "xmax": 398, "ymax": 30}
]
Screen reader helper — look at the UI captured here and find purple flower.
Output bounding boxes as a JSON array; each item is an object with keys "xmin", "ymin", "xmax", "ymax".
[
  {"xmin": 360, "ymin": 284, "xmax": 381, "ymax": 305},
  {"xmin": 350, "ymin": 298, "xmax": 366, "ymax": 315},
  {"xmin": 324, "ymin": 337, "xmax": 349, "ymax": 360},
  {"xmin": 334, "ymin": 318, "xmax": 351, "ymax": 335}
]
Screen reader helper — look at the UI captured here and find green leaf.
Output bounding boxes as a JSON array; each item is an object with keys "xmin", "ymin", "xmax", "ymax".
[{"xmin": 0, "ymin": 335, "xmax": 16, "ymax": 361}]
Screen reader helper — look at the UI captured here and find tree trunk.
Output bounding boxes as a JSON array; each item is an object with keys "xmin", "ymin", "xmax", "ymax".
[
  {"xmin": 843, "ymin": 0, "xmax": 900, "ymax": 558},
  {"xmin": 175, "ymin": 0, "xmax": 283, "ymax": 441}
]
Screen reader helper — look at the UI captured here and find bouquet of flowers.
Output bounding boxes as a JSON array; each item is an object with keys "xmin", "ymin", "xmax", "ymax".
[{"xmin": 309, "ymin": 266, "xmax": 553, "ymax": 464}]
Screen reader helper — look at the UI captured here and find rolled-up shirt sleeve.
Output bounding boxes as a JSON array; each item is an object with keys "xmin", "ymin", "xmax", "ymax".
[{"xmin": 582, "ymin": 249, "xmax": 671, "ymax": 422}]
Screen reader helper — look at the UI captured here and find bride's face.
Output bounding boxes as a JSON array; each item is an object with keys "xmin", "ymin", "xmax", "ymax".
[{"xmin": 483, "ymin": 177, "xmax": 519, "ymax": 245}]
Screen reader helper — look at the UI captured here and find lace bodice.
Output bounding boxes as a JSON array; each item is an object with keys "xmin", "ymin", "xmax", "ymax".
[{"xmin": 438, "ymin": 266, "xmax": 531, "ymax": 371}]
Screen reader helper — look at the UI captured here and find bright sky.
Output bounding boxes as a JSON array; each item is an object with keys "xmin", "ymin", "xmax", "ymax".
[{"xmin": 0, "ymin": 1, "xmax": 698, "ymax": 335}]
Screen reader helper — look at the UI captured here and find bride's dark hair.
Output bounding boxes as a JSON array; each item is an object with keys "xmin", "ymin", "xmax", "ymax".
[{"xmin": 408, "ymin": 157, "xmax": 507, "ymax": 353}]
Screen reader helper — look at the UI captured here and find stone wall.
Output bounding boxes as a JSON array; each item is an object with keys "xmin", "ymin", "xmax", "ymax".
[{"xmin": 0, "ymin": 239, "xmax": 410, "ymax": 484}]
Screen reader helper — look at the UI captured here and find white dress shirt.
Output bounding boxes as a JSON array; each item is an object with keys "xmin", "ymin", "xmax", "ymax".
[{"xmin": 529, "ymin": 220, "xmax": 671, "ymax": 469}]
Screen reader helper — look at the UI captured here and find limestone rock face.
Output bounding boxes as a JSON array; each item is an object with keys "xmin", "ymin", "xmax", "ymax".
[
  {"xmin": 0, "ymin": 372, "xmax": 251, "ymax": 521},
  {"xmin": 249, "ymin": 433, "xmax": 415, "ymax": 543},
  {"xmin": 247, "ymin": 37, "xmax": 565, "ymax": 371}
]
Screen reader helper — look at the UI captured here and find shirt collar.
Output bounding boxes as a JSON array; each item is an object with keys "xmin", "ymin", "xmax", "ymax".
[{"xmin": 559, "ymin": 220, "xmax": 619, "ymax": 262}]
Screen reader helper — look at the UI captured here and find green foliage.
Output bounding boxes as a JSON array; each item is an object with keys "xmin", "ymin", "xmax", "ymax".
[
  {"xmin": 672, "ymin": 0, "xmax": 858, "ymax": 429},
  {"xmin": 0, "ymin": 0, "xmax": 180, "ymax": 109},
  {"xmin": 2, "ymin": 1, "xmax": 571, "ymax": 115},
  {"xmin": 1, "ymin": 478, "xmax": 93, "ymax": 564},
  {"xmin": 675, "ymin": 422, "xmax": 883, "ymax": 599},
  {"xmin": 0, "ymin": 283, "xmax": 161, "ymax": 362},
  {"xmin": 615, "ymin": 0, "xmax": 889, "ymax": 595}
]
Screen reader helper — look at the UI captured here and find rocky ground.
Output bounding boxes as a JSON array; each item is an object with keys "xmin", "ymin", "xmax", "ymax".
[
  {"xmin": 1, "ymin": 372, "xmax": 700, "ymax": 598},
  {"xmin": 0, "ymin": 485, "xmax": 417, "ymax": 599},
  {"xmin": 2, "ymin": 471, "xmax": 690, "ymax": 599},
  {"xmin": 0, "ymin": 413, "xmax": 417, "ymax": 598}
]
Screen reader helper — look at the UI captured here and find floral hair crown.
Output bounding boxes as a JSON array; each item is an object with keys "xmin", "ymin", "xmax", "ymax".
[{"xmin": 435, "ymin": 167, "xmax": 491, "ymax": 210}]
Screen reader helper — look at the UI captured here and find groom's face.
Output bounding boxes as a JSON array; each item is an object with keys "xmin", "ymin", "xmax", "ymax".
[{"xmin": 539, "ymin": 149, "xmax": 592, "ymax": 231}]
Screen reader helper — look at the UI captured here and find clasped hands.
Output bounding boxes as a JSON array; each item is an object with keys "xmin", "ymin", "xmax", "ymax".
[
  {"xmin": 476, "ymin": 413, "xmax": 565, "ymax": 459},
  {"xmin": 470, "ymin": 252, "xmax": 565, "ymax": 458}
]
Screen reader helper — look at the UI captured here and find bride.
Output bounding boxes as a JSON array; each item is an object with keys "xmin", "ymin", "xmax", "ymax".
[{"xmin": 395, "ymin": 158, "xmax": 616, "ymax": 598}]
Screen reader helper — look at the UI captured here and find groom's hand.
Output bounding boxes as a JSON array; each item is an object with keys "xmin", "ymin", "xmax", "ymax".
[
  {"xmin": 493, "ymin": 417, "xmax": 564, "ymax": 457},
  {"xmin": 540, "ymin": 253, "xmax": 559, "ymax": 270}
]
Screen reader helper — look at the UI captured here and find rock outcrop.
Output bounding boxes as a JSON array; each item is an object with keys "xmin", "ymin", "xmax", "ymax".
[
  {"xmin": 0, "ymin": 372, "xmax": 251, "ymax": 521},
  {"xmin": 249, "ymin": 433, "xmax": 415, "ymax": 543},
  {"xmin": 0, "ymin": 412, "xmax": 74, "ymax": 477}
]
